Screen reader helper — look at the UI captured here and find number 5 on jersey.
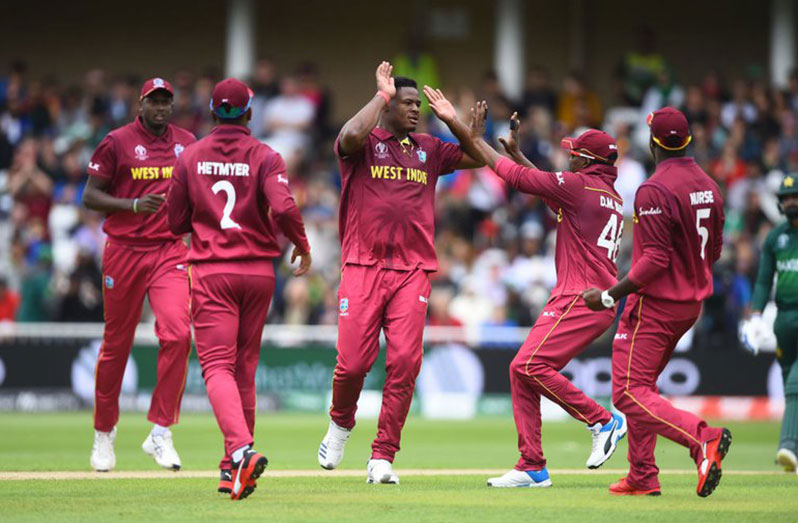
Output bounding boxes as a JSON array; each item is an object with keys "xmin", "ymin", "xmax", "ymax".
[
  {"xmin": 696, "ymin": 208, "xmax": 711, "ymax": 259},
  {"xmin": 212, "ymin": 180, "xmax": 242, "ymax": 230}
]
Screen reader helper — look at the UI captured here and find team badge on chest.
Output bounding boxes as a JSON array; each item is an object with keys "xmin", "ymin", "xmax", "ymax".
[
  {"xmin": 417, "ymin": 149, "xmax": 426, "ymax": 163},
  {"xmin": 174, "ymin": 143, "xmax": 184, "ymax": 158}
]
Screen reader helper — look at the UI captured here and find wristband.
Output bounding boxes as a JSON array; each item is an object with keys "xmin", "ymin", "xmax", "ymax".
[
  {"xmin": 600, "ymin": 290, "xmax": 616, "ymax": 309},
  {"xmin": 376, "ymin": 91, "xmax": 391, "ymax": 105},
  {"xmin": 133, "ymin": 198, "xmax": 139, "ymax": 214}
]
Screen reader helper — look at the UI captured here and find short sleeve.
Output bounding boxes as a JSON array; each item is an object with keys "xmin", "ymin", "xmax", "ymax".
[
  {"xmin": 493, "ymin": 157, "xmax": 581, "ymax": 210},
  {"xmin": 431, "ymin": 138, "xmax": 463, "ymax": 176},
  {"xmin": 87, "ymin": 135, "xmax": 117, "ymax": 179}
]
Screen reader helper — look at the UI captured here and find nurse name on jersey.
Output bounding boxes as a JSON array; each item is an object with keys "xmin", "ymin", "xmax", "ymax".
[
  {"xmin": 197, "ymin": 161, "xmax": 250, "ymax": 177},
  {"xmin": 689, "ymin": 190, "xmax": 714, "ymax": 205}
]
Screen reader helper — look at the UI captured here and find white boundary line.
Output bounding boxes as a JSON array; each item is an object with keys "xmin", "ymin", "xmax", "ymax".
[{"xmin": 0, "ymin": 469, "xmax": 786, "ymax": 481}]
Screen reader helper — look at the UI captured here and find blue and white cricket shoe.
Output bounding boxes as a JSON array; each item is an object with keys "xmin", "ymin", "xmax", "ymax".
[
  {"xmin": 586, "ymin": 412, "xmax": 627, "ymax": 469},
  {"xmin": 487, "ymin": 468, "xmax": 551, "ymax": 488}
]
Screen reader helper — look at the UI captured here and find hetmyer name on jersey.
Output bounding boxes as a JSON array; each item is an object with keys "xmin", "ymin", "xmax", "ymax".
[{"xmin": 197, "ymin": 161, "xmax": 250, "ymax": 176}]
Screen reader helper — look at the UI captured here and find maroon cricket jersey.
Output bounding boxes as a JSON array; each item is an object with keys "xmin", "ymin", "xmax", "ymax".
[
  {"xmin": 166, "ymin": 125, "xmax": 310, "ymax": 268},
  {"xmin": 627, "ymin": 157, "xmax": 724, "ymax": 302},
  {"xmin": 494, "ymin": 157, "xmax": 622, "ymax": 295},
  {"xmin": 336, "ymin": 127, "xmax": 463, "ymax": 271},
  {"xmin": 87, "ymin": 117, "xmax": 196, "ymax": 245}
]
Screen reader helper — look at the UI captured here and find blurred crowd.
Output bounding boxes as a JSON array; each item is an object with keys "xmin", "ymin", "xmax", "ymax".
[{"xmin": 1, "ymin": 49, "xmax": 796, "ymax": 353}]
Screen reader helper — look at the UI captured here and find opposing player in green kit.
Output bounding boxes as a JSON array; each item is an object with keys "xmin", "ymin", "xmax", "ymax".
[{"xmin": 741, "ymin": 174, "xmax": 798, "ymax": 473}]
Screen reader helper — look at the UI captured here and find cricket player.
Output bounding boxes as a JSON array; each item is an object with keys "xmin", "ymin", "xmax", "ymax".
[
  {"xmin": 317, "ymin": 62, "xmax": 482, "ymax": 484},
  {"xmin": 84, "ymin": 78, "xmax": 196, "ymax": 472},
  {"xmin": 440, "ymin": 98, "xmax": 627, "ymax": 488},
  {"xmin": 583, "ymin": 107, "xmax": 729, "ymax": 497},
  {"xmin": 740, "ymin": 174, "xmax": 798, "ymax": 473},
  {"xmin": 167, "ymin": 78, "xmax": 311, "ymax": 500}
]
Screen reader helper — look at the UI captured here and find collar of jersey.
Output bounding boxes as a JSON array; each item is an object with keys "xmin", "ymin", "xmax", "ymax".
[
  {"xmin": 656, "ymin": 157, "xmax": 695, "ymax": 169},
  {"xmin": 135, "ymin": 116, "xmax": 172, "ymax": 142},
  {"xmin": 212, "ymin": 124, "xmax": 252, "ymax": 136},
  {"xmin": 373, "ymin": 127, "xmax": 416, "ymax": 144},
  {"xmin": 581, "ymin": 162, "xmax": 618, "ymax": 182}
]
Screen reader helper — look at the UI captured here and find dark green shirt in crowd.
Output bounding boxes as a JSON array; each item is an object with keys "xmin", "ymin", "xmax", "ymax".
[{"xmin": 752, "ymin": 222, "xmax": 798, "ymax": 311}]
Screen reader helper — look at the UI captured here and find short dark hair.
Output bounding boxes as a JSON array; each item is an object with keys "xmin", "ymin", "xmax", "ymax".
[{"xmin": 394, "ymin": 76, "xmax": 417, "ymax": 91}]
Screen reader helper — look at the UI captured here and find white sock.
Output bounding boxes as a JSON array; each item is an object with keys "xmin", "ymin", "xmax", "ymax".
[
  {"xmin": 151, "ymin": 424, "xmax": 169, "ymax": 437},
  {"xmin": 232, "ymin": 445, "xmax": 250, "ymax": 463}
]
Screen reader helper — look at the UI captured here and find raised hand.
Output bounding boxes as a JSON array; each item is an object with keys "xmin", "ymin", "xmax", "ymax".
[
  {"xmin": 376, "ymin": 61, "xmax": 396, "ymax": 98},
  {"xmin": 423, "ymin": 86, "xmax": 458, "ymax": 124},
  {"xmin": 469, "ymin": 100, "xmax": 488, "ymax": 137},
  {"xmin": 498, "ymin": 112, "xmax": 521, "ymax": 156}
]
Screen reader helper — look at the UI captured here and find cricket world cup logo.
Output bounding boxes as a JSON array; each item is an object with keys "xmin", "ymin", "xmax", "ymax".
[
  {"xmin": 339, "ymin": 298, "xmax": 349, "ymax": 316},
  {"xmin": 134, "ymin": 144, "xmax": 148, "ymax": 161},
  {"xmin": 375, "ymin": 142, "xmax": 389, "ymax": 159}
]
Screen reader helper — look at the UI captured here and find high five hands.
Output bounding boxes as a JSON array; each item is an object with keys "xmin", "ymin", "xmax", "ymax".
[
  {"xmin": 498, "ymin": 112, "xmax": 521, "ymax": 156},
  {"xmin": 376, "ymin": 61, "xmax": 396, "ymax": 98}
]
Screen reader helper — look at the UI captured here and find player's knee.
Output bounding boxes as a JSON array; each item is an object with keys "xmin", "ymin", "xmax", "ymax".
[
  {"xmin": 612, "ymin": 388, "xmax": 633, "ymax": 412},
  {"xmin": 509, "ymin": 355, "xmax": 528, "ymax": 379},
  {"xmin": 335, "ymin": 361, "xmax": 371, "ymax": 380},
  {"xmin": 159, "ymin": 328, "xmax": 191, "ymax": 351}
]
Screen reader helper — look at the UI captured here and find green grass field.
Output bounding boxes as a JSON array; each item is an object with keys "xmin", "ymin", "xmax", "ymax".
[{"xmin": 1, "ymin": 412, "xmax": 796, "ymax": 522}]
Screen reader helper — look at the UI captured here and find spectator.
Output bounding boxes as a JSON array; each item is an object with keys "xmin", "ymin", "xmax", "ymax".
[
  {"xmin": 54, "ymin": 248, "xmax": 102, "ymax": 322},
  {"xmin": 0, "ymin": 275, "xmax": 19, "ymax": 321},
  {"xmin": 522, "ymin": 66, "xmax": 558, "ymax": 115},
  {"xmin": 249, "ymin": 58, "xmax": 280, "ymax": 138},
  {"xmin": 262, "ymin": 75, "xmax": 315, "ymax": 159},
  {"xmin": 721, "ymin": 80, "xmax": 757, "ymax": 129},
  {"xmin": 8, "ymin": 139, "xmax": 53, "ymax": 233},
  {"xmin": 557, "ymin": 72, "xmax": 602, "ymax": 130},
  {"xmin": 16, "ymin": 243, "xmax": 52, "ymax": 322},
  {"xmin": 392, "ymin": 34, "xmax": 441, "ymax": 114},
  {"xmin": 615, "ymin": 26, "xmax": 668, "ymax": 106}
]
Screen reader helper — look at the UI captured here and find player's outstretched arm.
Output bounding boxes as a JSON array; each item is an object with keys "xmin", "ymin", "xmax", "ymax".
[
  {"xmin": 423, "ymin": 91, "xmax": 498, "ymax": 169},
  {"xmin": 83, "ymin": 175, "xmax": 164, "ymax": 214},
  {"xmin": 262, "ymin": 154, "xmax": 312, "ymax": 276},
  {"xmin": 498, "ymin": 112, "xmax": 537, "ymax": 169},
  {"xmin": 582, "ymin": 278, "xmax": 640, "ymax": 312},
  {"xmin": 422, "ymin": 86, "xmax": 483, "ymax": 169},
  {"xmin": 337, "ymin": 61, "xmax": 396, "ymax": 157}
]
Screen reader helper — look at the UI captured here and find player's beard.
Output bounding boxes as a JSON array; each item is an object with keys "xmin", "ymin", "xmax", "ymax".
[{"xmin": 785, "ymin": 206, "xmax": 798, "ymax": 221}]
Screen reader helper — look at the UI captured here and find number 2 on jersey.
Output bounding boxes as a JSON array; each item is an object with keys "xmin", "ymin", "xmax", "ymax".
[
  {"xmin": 597, "ymin": 214, "xmax": 623, "ymax": 263},
  {"xmin": 211, "ymin": 180, "xmax": 242, "ymax": 230},
  {"xmin": 696, "ymin": 208, "xmax": 711, "ymax": 259}
]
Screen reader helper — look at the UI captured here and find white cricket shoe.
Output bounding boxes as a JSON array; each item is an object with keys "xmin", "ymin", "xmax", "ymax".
[
  {"xmin": 487, "ymin": 468, "xmax": 551, "ymax": 488},
  {"xmin": 367, "ymin": 459, "xmax": 399, "ymax": 484},
  {"xmin": 586, "ymin": 412, "xmax": 627, "ymax": 469},
  {"xmin": 776, "ymin": 448, "xmax": 798, "ymax": 473},
  {"xmin": 318, "ymin": 420, "xmax": 351, "ymax": 470},
  {"xmin": 142, "ymin": 429, "xmax": 182, "ymax": 470},
  {"xmin": 90, "ymin": 427, "xmax": 116, "ymax": 472}
]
